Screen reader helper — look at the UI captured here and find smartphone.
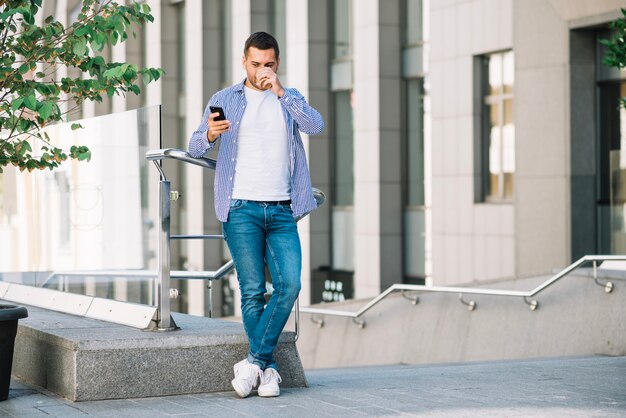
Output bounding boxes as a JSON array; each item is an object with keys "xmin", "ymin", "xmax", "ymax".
[{"xmin": 209, "ymin": 106, "xmax": 226, "ymax": 121}]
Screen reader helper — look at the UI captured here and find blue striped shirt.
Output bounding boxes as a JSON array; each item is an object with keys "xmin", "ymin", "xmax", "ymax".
[{"xmin": 188, "ymin": 79, "xmax": 324, "ymax": 222}]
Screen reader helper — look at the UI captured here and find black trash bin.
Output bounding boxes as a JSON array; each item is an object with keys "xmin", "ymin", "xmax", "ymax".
[{"xmin": 0, "ymin": 304, "xmax": 28, "ymax": 401}]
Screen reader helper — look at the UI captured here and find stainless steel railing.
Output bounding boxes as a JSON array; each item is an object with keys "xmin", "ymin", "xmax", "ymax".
[
  {"xmin": 146, "ymin": 148, "xmax": 227, "ymax": 329},
  {"xmin": 298, "ymin": 255, "xmax": 625, "ymax": 329},
  {"xmin": 146, "ymin": 148, "xmax": 325, "ymax": 330}
]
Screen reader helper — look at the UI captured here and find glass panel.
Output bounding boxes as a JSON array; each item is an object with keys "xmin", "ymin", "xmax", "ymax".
[
  {"xmin": 334, "ymin": 0, "xmax": 351, "ymax": 59},
  {"xmin": 597, "ymin": 80, "xmax": 626, "ymax": 254},
  {"xmin": 332, "ymin": 208, "xmax": 354, "ymax": 271},
  {"xmin": 489, "ymin": 101, "xmax": 500, "ymax": 126},
  {"xmin": 608, "ymin": 83, "xmax": 626, "ymax": 254},
  {"xmin": 334, "ymin": 91, "xmax": 354, "ymax": 206},
  {"xmin": 407, "ymin": 78, "xmax": 425, "ymax": 206},
  {"xmin": 610, "ymin": 149, "xmax": 626, "ymax": 253},
  {"xmin": 220, "ymin": 0, "xmax": 232, "ymax": 87},
  {"xmin": 502, "ymin": 123, "xmax": 515, "ymax": 200},
  {"xmin": 332, "ymin": 90, "xmax": 354, "ymax": 272},
  {"xmin": 404, "ymin": 208, "xmax": 426, "ymax": 278},
  {"xmin": 488, "ymin": 121, "xmax": 502, "ymax": 199},
  {"xmin": 405, "ymin": 0, "xmax": 423, "ymax": 46},
  {"xmin": 271, "ymin": 0, "xmax": 287, "ymax": 61},
  {"xmin": 482, "ymin": 51, "xmax": 514, "ymax": 201},
  {"xmin": 504, "ymin": 98, "xmax": 513, "ymax": 125},
  {"xmin": 503, "ymin": 50, "xmax": 514, "ymax": 94},
  {"xmin": 488, "ymin": 53, "xmax": 502, "ymax": 96},
  {"xmin": 177, "ymin": 3, "xmax": 185, "ymax": 92},
  {"xmin": 0, "ymin": 107, "xmax": 161, "ymax": 296}
]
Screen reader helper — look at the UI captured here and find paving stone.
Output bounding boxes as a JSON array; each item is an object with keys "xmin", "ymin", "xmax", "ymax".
[{"xmin": 2, "ymin": 356, "xmax": 625, "ymax": 417}]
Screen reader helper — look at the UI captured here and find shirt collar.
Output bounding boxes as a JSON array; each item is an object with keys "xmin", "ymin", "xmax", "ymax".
[{"xmin": 234, "ymin": 78, "xmax": 247, "ymax": 93}]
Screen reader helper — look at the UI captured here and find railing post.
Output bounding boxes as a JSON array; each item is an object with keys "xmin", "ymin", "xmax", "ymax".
[{"xmin": 157, "ymin": 178, "xmax": 175, "ymax": 330}]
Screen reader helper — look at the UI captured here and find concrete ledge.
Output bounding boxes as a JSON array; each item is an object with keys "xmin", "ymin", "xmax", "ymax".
[
  {"xmin": 0, "ymin": 282, "xmax": 158, "ymax": 329},
  {"xmin": 9, "ymin": 304, "xmax": 307, "ymax": 401},
  {"xmin": 297, "ymin": 273, "xmax": 626, "ymax": 368}
]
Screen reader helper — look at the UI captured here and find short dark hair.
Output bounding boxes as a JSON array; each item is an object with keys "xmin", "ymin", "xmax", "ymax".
[{"xmin": 244, "ymin": 32, "xmax": 280, "ymax": 58}]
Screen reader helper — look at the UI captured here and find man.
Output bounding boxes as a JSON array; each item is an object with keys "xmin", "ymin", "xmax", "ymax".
[{"xmin": 188, "ymin": 32, "xmax": 323, "ymax": 398}]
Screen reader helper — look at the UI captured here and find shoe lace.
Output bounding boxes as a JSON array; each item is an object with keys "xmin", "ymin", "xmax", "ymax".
[
  {"xmin": 262, "ymin": 368, "xmax": 282, "ymax": 385},
  {"xmin": 236, "ymin": 362, "xmax": 262, "ymax": 383}
]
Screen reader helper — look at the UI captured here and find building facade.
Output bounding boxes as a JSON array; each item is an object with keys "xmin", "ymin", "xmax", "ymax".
[
  {"xmin": 2, "ymin": 0, "xmax": 626, "ymax": 317},
  {"xmin": 430, "ymin": 0, "xmax": 626, "ymax": 285}
]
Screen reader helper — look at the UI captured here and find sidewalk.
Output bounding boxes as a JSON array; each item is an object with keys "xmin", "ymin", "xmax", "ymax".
[{"xmin": 1, "ymin": 356, "xmax": 624, "ymax": 417}]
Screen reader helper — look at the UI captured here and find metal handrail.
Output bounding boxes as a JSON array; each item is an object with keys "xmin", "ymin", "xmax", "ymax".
[
  {"xmin": 146, "ymin": 147, "xmax": 326, "ymax": 330},
  {"xmin": 298, "ymin": 255, "xmax": 625, "ymax": 328},
  {"xmin": 43, "ymin": 262, "xmax": 235, "ymax": 285},
  {"xmin": 146, "ymin": 148, "xmax": 217, "ymax": 172}
]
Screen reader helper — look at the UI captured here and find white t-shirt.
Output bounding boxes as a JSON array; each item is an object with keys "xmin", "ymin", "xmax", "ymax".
[{"xmin": 231, "ymin": 86, "xmax": 291, "ymax": 201}]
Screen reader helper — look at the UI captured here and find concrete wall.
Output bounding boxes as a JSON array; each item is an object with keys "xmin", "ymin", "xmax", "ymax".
[
  {"xmin": 513, "ymin": 0, "xmax": 623, "ymax": 278},
  {"xmin": 294, "ymin": 271, "xmax": 626, "ymax": 368},
  {"xmin": 431, "ymin": 0, "xmax": 625, "ymax": 285},
  {"xmin": 430, "ymin": 0, "xmax": 515, "ymax": 286}
]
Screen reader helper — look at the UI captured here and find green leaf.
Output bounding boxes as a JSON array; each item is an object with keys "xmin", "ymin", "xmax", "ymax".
[
  {"xmin": 24, "ymin": 95, "xmax": 37, "ymax": 111},
  {"xmin": 0, "ymin": 0, "xmax": 162, "ymax": 174},
  {"xmin": 104, "ymin": 66, "xmax": 122, "ymax": 78},
  {"xmin": 93, "ymin": 56, "xmax": 105, "ymax": 67},
  {"xmin": 22, "ymin": 11, "xmax": 34, "ymax": 25},
  {"xmin": 19, "ymin": 119, "xmax": 32, "ymax": 132},
  {"xmin": 71, "ymin": 123, "xmax": 84, "ymax": 130},
  {"xmin": 36, "ymin": 84, "xmax": 50, "ymax": 95},
  {"xmin": 73, "ymin": 38, "xmax": 87, "ymax": 56},
  {"xmin": 11, "ymin": 97, "xmax": 24, "ymax": 111},
  {"xmin": 150, "ymin": 68, "xmax": 164, "ymax": 80},
  {"xmin": 38, "ymin": 101, "xmax": 53, "ymax": 120},
  {"xmin": 15, "ymin": 140, "xmax": 32, "ymax": 157},
  {"xmin": 75, "ymin": 25, "xmax": 89, "ymax": 36}
]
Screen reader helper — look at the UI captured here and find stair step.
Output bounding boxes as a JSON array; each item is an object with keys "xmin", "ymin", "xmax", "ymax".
[{"xmin": 11, "ymin": 305, "xmax": 307, "ymax": 401}]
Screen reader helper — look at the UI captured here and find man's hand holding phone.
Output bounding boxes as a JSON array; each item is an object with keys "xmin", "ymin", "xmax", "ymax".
[{"xmin": 208, "ymin": 106, "xmax": 230, "ymax": 143}]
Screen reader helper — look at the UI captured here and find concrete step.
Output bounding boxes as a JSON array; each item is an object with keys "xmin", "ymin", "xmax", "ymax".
[{"xmin": 10, "ymin": 305, "xmax": 306, "ymax": 401}]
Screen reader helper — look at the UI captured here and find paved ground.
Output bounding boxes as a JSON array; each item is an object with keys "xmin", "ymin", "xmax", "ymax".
[{"xmin": 1, "ymin": 356, "xmax": 624, "ymax": 417}]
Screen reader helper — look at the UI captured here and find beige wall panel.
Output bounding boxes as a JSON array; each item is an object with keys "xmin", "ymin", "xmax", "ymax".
[
  {"xmin": 516, "ymin": 176, "xmax": 568, "ymax": 276},
  {"xmin": 548, "ymin": 0, "xmax": 626, "ymax": 22},
  {"xmin": 515, "ymin": 66, "xmax": 568, "ymax": 179}
]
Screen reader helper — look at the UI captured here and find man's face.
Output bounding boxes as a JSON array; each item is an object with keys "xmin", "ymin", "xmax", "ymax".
[{"xmin": 243, "ymin": 47, "xmax": 280, "ymax": 91}]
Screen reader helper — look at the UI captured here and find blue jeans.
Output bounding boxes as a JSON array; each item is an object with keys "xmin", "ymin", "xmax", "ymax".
[{"xmin": 222, "ymin": 199, "xmax": 301, "ymax": 371}]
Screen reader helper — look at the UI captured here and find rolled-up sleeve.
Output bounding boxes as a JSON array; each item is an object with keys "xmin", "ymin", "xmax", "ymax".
[
  {"xmin": 188, "ymin": 102, "xmax": 216, "ymax": 158},
  {"xmin": 279, "ymin": 88, "xmax": 324, "ymax": 136}
]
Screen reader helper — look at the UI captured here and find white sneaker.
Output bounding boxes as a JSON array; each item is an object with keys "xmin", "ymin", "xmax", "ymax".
[
  {"xmin": 231, "ymin": 359, "xmax": 262, "ymax": 398},
  {"xmin": 258, "ymin": 368, "xmax": 282, "ymax": 397}
]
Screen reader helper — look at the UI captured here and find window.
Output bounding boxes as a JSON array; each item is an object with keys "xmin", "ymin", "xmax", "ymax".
[
  {"xmin": 402, "ymin": 0, "xmax": 428, "ymax": 283},
  {"xmin": 330, "ymin": 0, "xmax": 354, "ymax": 273},
  {"xmin": 405, "ymin": 0, "xmax": 423, "ymax": 47},
  {"xmin": 480, "ymin": 50, "xmax": 515, "ymax": 201},
  {"xmin": 406, "ymin": 78, "xmax": 425, "ymax": 207},
  {"xmin": 333, "ymin": 0, "xmax": 352, "ymax": 60},
  {"xmin": 334, "ymin": 91, "xmax": 354, "ymax": 206},
  {"xmin": 220, "ymin": 0, "xmax": 232, "ymax": 87},
  {"xmin": 270, "ymin": 0, "xmax": 286, "ymax": 56}
]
